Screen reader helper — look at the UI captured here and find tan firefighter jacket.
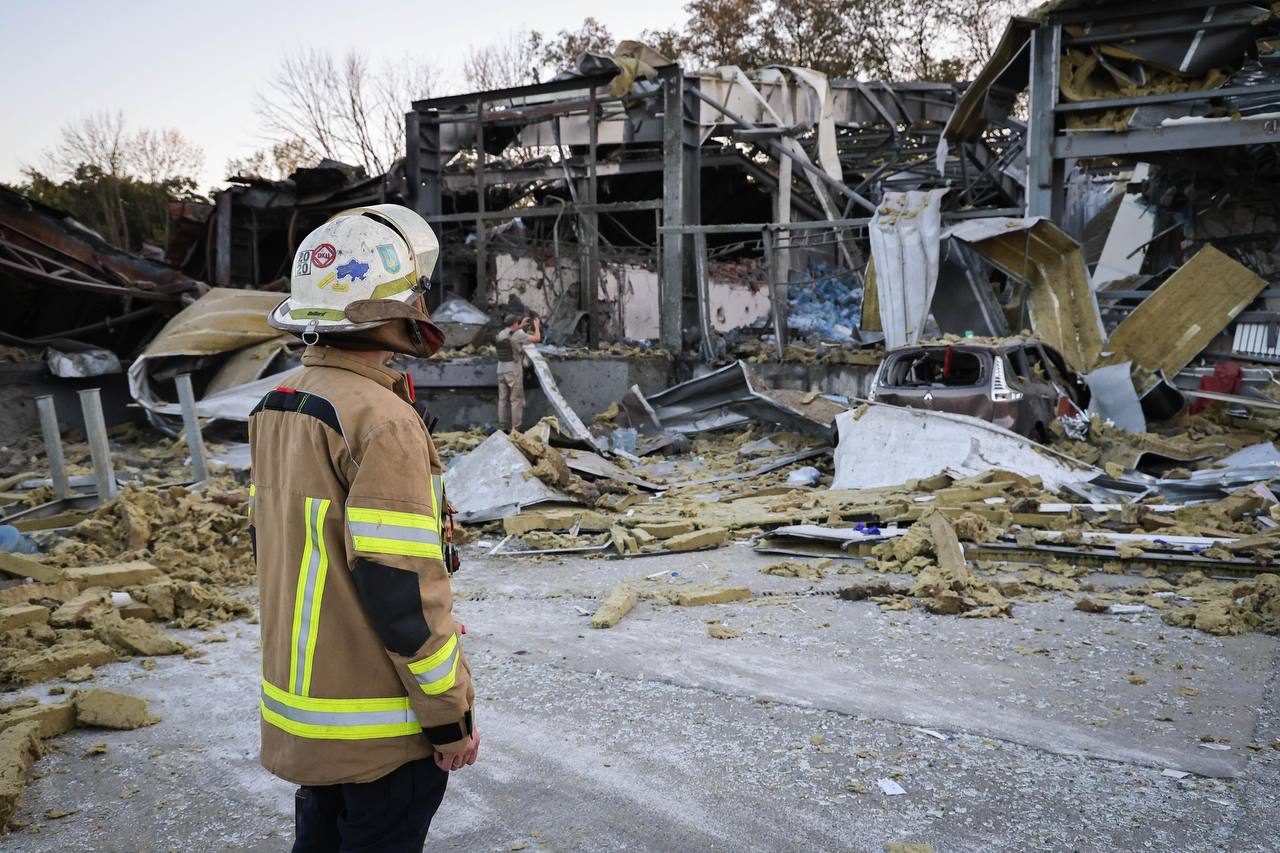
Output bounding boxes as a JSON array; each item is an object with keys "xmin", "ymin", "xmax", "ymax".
[{"xmin": 248, "ymin": 346, "xmax": 474, "ymax": 786}]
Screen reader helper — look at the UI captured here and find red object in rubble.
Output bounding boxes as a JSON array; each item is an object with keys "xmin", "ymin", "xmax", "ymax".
[{"xmin": 1190, "ymin": 360, "xmax": 1244, "ymax": 414}]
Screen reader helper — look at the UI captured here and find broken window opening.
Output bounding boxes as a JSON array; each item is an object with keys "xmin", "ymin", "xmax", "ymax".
[{"xmin": 882, "ymin": 348, "xmax": 986, "ymax": 388}]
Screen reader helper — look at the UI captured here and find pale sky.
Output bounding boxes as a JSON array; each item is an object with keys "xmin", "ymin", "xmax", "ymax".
[{"xmin": 0, "ymin": 0, "xmax": 687, "ymax": 192}]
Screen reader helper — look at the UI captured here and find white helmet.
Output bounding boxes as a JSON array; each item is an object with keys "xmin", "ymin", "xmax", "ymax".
[{"xmin": 268, "ymin": 204, "xmax": 441, "ymax": 342}]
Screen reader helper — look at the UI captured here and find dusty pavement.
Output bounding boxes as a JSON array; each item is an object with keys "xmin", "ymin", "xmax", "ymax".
[{"xmin": 5, "ymin": 544, "xmax": 1280, "ymax": 852}]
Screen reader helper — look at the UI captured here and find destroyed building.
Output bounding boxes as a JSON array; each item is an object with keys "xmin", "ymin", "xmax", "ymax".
[{"xmin": 3, "ymin": 2, "xmax": 1280, "ymax": 847}]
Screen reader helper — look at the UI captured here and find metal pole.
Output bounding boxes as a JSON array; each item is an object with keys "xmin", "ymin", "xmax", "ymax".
[
  {"xmin": 691, "ymin": 88, "xmax": 876, "ymax": 214},
  {"xmin": 762, "ymin": 230, "xmax": 785, "ymax": 361},
  {"xmin": 585, "ymin": 85, "xmax": 601, "ymax": 348},
  {"xmin": 473, "ymin": 97, "xmax": 488, "ymax": 305},
  {"xmin": 659, "ymin": 65, "xmax": 686, "ymax": 352},
  {"xmin": 174, "ymin": 373, "xmax": 209, "ymax": 484},
  {"xmin": 77, "ymin": 388, "xmax": 117, "ymax": 501},
  {"xmin": 693, "ymin": 231, "xmax": 714, "ymax": 362},
  {"xmin": 35, "ymin": 395, "xmax": 70, "ymax": 500}
]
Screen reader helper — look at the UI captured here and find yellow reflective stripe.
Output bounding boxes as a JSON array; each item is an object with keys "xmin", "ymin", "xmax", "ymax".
[
  {"xmin": 288, "ymin": 513, "xmax": 311, "ymax": 693},
  {"xmin": 261, "ymin": 678, "xmax": 412, "ymax": 713},
  {"xmin": 407, "ymin": 633, "xmax": 459, "ymax": 695},
  {"xmin": 347, "ymin": 507, "xmax": 439, "ymax": 532},
  {"xmin": 260, "ymin": 679, "xmax": 422, "ymax": 740},
  {"xmin": 290, "ymin": 497, "xmax": 331, "ymax": 697},
  {"xmin": 301, "ymin": 500, "xmax": 330, "ymax": 696},
  {"xmin": 260, "ymin": 703, "xmax": 420, "ymax": 741},
  {"xmin": 248, "ymin": 484, "xmax": 255, "ymax": 518},
  {"xmin": 431, "ymin": 474, "xmax": 443, "ymax": 527},
  {"xmin": 351, "ymin": 537, "xmax": 443, "ymax": 559},
  {"xmin": 369, "ymin": 275, "xmax": 413, "ymax": 300}
]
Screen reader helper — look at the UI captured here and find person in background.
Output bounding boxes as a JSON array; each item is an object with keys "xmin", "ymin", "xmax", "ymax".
[{"xmin": 494, "ymin": 312, "xmax": 540, "ymax": 432}]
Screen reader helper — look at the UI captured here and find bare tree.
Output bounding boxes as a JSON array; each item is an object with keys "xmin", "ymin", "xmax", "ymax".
[
  {"xmin": 227, "ymin": 138, "xmax": 318, "ymax": 181},
  {"xmin": 49, "ymin": 111, "xmax": 130, "ymax": 177},
  {"xmin": 462, "ymin": 29, "xmax": 539, "ymax": 91},
  {"xmin": 129, "ymin": 128, "xmax": 205, "ymax": 184},
  {"xmin": 256, "ymin": 49, "xmax": 437, "ymax": 175}
]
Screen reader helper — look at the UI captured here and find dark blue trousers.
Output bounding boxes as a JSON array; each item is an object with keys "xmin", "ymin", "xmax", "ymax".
[{"xmin": 291, "ymin": 758, "xmax": 449, "ymax": 852}]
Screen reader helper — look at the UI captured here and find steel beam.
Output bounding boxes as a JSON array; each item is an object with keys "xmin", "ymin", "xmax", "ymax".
[
  {"xmin": 660, "ymin": 65, "xmax": 692, "ymax": 352},
  {"xmin": 473, "ymin": 98, "xmax": 488, "ymax": 305},
  {"xmin": 214, "ymin": 191, "xmax": 232, "ymax": 286},
  {"xmin": 1053, "ymin": 114, "xmax": 1280, "ymax": 158},
  {"xmin": 407, "ymin": 108, "xmax": 446, "ymax": 298},
  {"xmin": 583, "ymin": 86, "xmax": 601, "ymax": 348},
  {"xmin": 1026, "ymin": 22, "xmax": 1063, "ymax": 220}
]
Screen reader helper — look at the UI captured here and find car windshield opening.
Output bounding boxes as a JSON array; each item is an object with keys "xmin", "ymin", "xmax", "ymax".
[{"xmin": 884, "ymin": 347, "xmax": 984, "ymax": 388}]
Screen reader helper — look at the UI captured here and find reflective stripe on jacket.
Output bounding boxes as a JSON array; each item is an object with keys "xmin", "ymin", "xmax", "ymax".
[{"xmin": 249, "ymin": 345, "xmax": 474, "ymax": 786}]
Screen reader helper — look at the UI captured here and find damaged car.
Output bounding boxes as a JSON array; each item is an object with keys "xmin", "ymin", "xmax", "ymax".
[{"xmin": 867, "ymin": 339, "xmax": 1090, "ymax": 442}]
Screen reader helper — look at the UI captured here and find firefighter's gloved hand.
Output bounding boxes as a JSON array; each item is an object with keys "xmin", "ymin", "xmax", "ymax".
[{"xmin": 434, "ymin": 727, "xmax": 480, "ymax": 772}]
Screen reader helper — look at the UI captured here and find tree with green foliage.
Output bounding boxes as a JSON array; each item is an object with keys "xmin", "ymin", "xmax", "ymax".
[
  {"xmin": 16, "ymin": 112, "xmax": 205, "ymax": 252},
  {"xmin": 634, "ymin": 0, "xmax": 1021, "ymax": 81}
]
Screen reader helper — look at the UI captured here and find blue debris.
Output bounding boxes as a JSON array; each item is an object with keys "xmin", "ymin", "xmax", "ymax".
[{"xmin": 787, "ymin": 263, "xmax": 863, "ymax": 341}]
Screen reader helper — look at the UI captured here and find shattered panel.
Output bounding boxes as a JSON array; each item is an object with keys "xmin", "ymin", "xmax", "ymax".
[
  {"xmin": 949, "ymin": 218, "xmax": 1105, "ymax": 372},
  {"xmin": 1105, "ymin": 245, "xmax": 1267, "ymax": 378}
]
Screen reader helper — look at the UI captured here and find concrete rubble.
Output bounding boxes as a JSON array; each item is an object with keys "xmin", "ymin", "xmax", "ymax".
[
  {"xmin": 4, "ymin": 0, "xmax": 1280, "ymax": 846},
  {"xmin": 0, "ymin": 687, "xmax": 154, "ymax": 832}
]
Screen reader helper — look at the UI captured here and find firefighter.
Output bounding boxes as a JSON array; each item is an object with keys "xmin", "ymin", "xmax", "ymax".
[
  {"xmin": 494, "ymin": 311, "xmax": 540, "ymax": 431},
  {"xmin": 251, "ymin": 204, "xmax": 478, "ymax": 852}
]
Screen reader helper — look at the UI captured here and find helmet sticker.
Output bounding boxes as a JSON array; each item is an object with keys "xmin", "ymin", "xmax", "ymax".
[
  {"xmin": 337, "ymin": 258, "xmax": 370, "ymax": 282},
  {"xmin": 312, "ymin": 243, "xmax": 337, "ymax": 268},
  {"xmin": 295, "ymin": 249, "xmax": 312, "ymax": 276},
  {"xmin": 376, "ymin": 243, "xmax": 401, "ymax": 273},
  {"xmin": 317, "ymin": 271, "xmax": 344, "ymax": 292}
]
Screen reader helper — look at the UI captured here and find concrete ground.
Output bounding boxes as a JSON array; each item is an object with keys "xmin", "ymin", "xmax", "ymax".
[{"xmin": 6, "ymin": 544, "xmax": 1280, "ymax": 852}]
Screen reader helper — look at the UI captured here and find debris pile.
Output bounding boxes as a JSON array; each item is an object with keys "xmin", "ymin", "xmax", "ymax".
[
  {"xmin": 1, "ymin": 481, "xmax": 251, "ymax": 688},
  {"xmin": 447, "ymin": 372, "xmax": 1280, "ymax": 637},
  {"xmin": 0, "ymin": 688, "xmax": 155, "ymax": 832}
]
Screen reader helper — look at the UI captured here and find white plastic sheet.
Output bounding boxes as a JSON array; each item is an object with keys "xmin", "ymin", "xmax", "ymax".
[
  {"xmin": 831, "ymin": 403, "xmax": 1097, "ymax": 491},
  {"xmin": 869, "ymin": 189, "xmax": 948, "ymax": 349}
]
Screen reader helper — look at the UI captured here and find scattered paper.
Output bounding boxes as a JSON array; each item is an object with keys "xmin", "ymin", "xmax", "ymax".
[
  {"xmin": 916, "ymin": 728, "xmax": 948, "ymax": 741},
  {"xmin": 1161, "ymin": 769, "xmax": 1189, "ymax": 779},
  {"xmin": 1200, "ymin": 743, "xmax": 1232, "ymax": 751},
  {"xmin": 877, "ymin": 778, "xmax": 907, "ymax": 796}
]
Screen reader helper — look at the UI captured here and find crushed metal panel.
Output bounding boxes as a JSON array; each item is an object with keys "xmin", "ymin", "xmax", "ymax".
[
  {"xmin": 643, "ymin": 361, "xmax": 843, "ymax": 439},
  {"xmin": 869, "ymin": 189, "xmax": 948, "ymax": 349},
  {"xmin": 445, "ymin": 430, "xmax": 570, "ymax": 522},
  {"xmin": 205, "ymin": 338, "xmax": 294, "ymax": 396},
  {"xmin": 948, "ymin": 217, "xmax": 1105, "ymax": 372},
  {"xmin": 1084, "ymin": 361, "xmax": 1146, "ymax": 434},
  {"xmin": 133, "ymin": 288, "xmax": 286, "ymax": 358},
  {"xmin": 831, "ymin": 403, "xmax": 1097, "ymax": 491},
  {"xmin": 127, "ymin": 288, "xmax": 294, "ymax": 422},
  {"xmin": 1093, "ymin": 165, "xmax": 1156, "ymax": 289},
  {"xmin": 522, "ymin": 346, "xmax": 596, "ymax": 446},
  {"xmin": 1105, "ymin": 245, "xmax": 1267, "ymax": 378},
  {"xmin": 145, "ymin": 369, "xmax": 293, "ymax": 422},
  {"xmin": 562, "ymin": 449, "xmax": 663, "ymax": 491},
  {"xmin": 931, "ymin": 240, "xmax": 1011, "ymax": 338},
  {"xmin": 941, "ymin": 17, "xmax": 1036, "ymax": 143}
]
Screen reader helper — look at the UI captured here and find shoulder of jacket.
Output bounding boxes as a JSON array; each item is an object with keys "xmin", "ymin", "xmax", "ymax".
[{"xmin": 354, "ymin": 416, "xmax": 431, "ymax": 458}]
